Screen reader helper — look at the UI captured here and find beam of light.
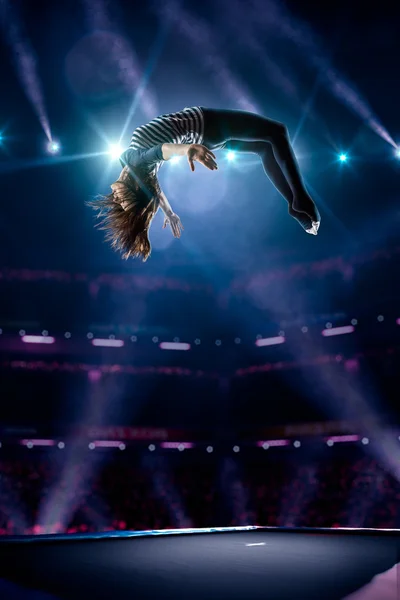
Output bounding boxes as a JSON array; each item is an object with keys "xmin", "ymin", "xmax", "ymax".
[
  {"xmin": 142, "ymin": 454, "xmax": 193, "ymax": 528},
  {"xmin": 223, "ymin": 0, "xmax": 300, "ymax": 101},
  {"xmin": 255, "ymin": 335, "xmax": 285, "ymax": 347},
  {"xmin": 21, "ymin": 335, "xmax": 55, "ymax": 344},
  {"xmin": 256, "ymin": 439, "xmax": 290, "ymax": 448},
  {"xmin": 322, "ymin": 68, "xmax": 396, "ymax": 148},
  {"xmin": 81, "ymin": 0, "xmax": 158, "ymax": 120},
  {"xmin": 91, "ymin": 338, "xmax": 125, "ymax": 347},
  {"xmin": 219, "ymin": 457, "xmax": 254, "ymax": 526},
  {"xmin": 339, "ymin": 153, "xmax": 348, "ymax": 162},
  {"xmin": 159, "ymin": 341, "xmax": 191, "ymax": 351},
  {"xmin": 306, "ymin": 182, "xmax": 351, "ymax": 239},
  {"xmin": 250, "ymin": 274, "xmax": 400, "ymax": 494},
  {"xmin": 394, "ymin": 148, "xmax": 400, "ymax": 160},
  {"xmin": 37, "ymin": 373, "xmax": 125, "ymax": 533},
  {"xmin": 223, "ymin": 0, "xmax": 333, "ymax": 147},
  {"xmin": 321, "ymin": 325, "xmax": 355, "ymax": 337},
  {"xmin": 249, "ymin": 0, "xmax": 396, "ymax": 148},
  {"xmin": 108, "ymin": 143, "xmax": 123, "ymax": 161},
  {"xmin": 155, "ymin": 0, "xmax": 257, "ymax": 112},
  {"xmin": 344, "ymin": 460, "xmax": 386, "ymax": 528},
  {"xmin": 278, "ymin": 464, "xmax": 319, "ymax": 527},
  {"xmin": 0, "ymin": 151, "xmax": 108, "ymax": 175},
  {"xmin": 119, "ymin": 21, "xmax": 169, "ymax": 142},
  {"xmin": 226, "ymin": 151, "xmax": 236, "ymax": 162},
  {"xmin": 0, "ymin": 472, "xmax": 28, "ymax": 534},
  {"xmin": 0, "ymin": 0, "xmax": 52, "ymax": 142}
]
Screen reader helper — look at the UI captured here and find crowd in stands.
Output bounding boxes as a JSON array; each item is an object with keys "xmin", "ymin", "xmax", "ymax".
[{"xmin": 0, "ymin": 449, "xmax": 398, "ymax": 535}]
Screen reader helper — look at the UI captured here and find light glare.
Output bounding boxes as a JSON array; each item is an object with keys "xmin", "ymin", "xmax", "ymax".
[
  {"xmin": 108, "ymin": 143, "xmax": 123, "ymax": 160},
  {"xmin": 47, "ymin": 141, "xmax": 60, "ymax": 154}
]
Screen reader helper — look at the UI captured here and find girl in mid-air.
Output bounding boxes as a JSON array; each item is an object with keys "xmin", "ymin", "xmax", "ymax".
[{"xmin": 89, "ymin": 107, "xmax": 320, "ymax": 260}]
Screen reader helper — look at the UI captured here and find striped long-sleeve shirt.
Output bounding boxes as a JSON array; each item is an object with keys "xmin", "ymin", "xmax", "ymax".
[{"xmin": 120, "ymin": 107, "xmax": 205, "ymax": 175}]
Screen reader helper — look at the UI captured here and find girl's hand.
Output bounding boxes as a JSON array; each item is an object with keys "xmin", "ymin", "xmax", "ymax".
[
  {"xmin": 163, "ymin": 213, "xmax": 184, "ymax": 238},
  {"xmin": 187, "ymin": 144, "xmax": 218, "ymax": 172}
]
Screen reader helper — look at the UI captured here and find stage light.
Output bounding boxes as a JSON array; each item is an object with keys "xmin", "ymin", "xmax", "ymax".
[
  {"xmin": 395, "ymin": 148, "xmax": 400, "ymax": 159},
  {"xmin": 159, "ymin": 341, "xmax": 191, "ymax": 351},
  {"xmin": 22, "ymin": 335, "xmax": 55, "ymax": 344},
  {"xmin": 255, "ymin": 335, "xmax": 285, "ymax": 347},
  {"xmin": 321, "ymin": 325, "xmax": 355, "ymax": 337},
  {"xmin": 227, "ymin": 151, "xmax": 236, "ymax": 161},
  {"xmin": 47, "ymin": 140, "xmax": 60, "ymax": 154},
  {"xmin": 256, "ymin": 439, "xmax": 290, "ymax": 448},
  {"xmin": 339, "ymin": 153, "xmax": 348, "ymax": 162},
  {"xmin": 91, "ymin": 338, "xmax": 124, "ymax": 347},
  {"xmin": 108, "ymin": 143, "xmax": 123, "ymax": 160}
]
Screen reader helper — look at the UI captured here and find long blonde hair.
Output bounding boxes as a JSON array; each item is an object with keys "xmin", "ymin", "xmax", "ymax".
[{"xmin": 88, "ymin": 166, "xmax": 160, "ymax": 261}]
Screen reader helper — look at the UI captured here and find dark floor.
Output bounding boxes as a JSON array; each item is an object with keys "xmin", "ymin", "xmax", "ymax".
[{"xmin": 0, "ymin": 527, "xmax": 398, "ymax": 599}]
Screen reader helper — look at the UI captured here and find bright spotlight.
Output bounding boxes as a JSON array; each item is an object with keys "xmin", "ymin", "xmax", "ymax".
[
  {"xmin": 108, "ymin": 143, "xmax": 123, "ymax": 160},
  {"xmin": 339, "ymin": 153, "xmax": 348, "ymax": 162},
  {"xmin": 227, "ymin": 151, "xmax": 236, "ymax": 161},
  {"xmin": 170, "ymin": 156, "xmax": 181, "ymax": 165},
  {"xmin": 47, "ymin": 140, "xmax": 60, "ymax": 154},
  {"xmin": 395, "ymin": 148, "xmax": 400, "ymax": 159}
]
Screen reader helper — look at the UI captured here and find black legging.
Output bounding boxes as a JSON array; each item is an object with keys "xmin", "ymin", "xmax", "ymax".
[{"xmin": 202, "ymin": 108, "xmax": 320, "ymax": 227}]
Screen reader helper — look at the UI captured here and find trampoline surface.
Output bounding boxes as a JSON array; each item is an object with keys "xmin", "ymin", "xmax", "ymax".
[{"xmin": 0, "ymin": 526, "xmax": 398, "ymax": 599}]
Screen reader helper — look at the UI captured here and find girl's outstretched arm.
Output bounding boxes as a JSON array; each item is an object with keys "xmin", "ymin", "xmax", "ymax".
[{"xmin": 158, "ymin": 189, "xmax": 184, "ymax": 239}]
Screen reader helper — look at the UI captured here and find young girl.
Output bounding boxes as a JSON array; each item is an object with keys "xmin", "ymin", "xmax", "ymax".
[{"xmin": 89, "ymin": 107, "xmax": 320, "ymax": 260}]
